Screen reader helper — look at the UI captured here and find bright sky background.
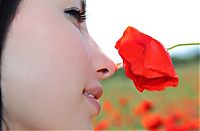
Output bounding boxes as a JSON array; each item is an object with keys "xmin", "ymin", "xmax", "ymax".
[{"xmin": 86, "ymin": 0, "xmax": 200, "ymax": 63}]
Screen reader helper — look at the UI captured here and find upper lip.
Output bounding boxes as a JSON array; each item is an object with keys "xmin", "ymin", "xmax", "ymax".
[{"xmin": 83, "ymin": 84, "xmax": 103, "ymax": 100}]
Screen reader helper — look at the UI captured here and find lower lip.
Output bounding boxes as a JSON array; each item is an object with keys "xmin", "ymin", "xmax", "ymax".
[{"xmin": 83, "ymin": 94, "xmax": 101, "ymax": 115}]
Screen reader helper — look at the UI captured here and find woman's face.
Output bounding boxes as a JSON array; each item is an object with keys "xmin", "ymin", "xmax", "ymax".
[{"xmin": 1, "ymin": 0, "xmax": 115, "ymax": 130}]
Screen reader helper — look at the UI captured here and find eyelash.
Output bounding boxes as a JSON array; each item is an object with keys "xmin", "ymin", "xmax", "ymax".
[{"xmin": 64, "ymin": 7, "xmax": 86, "ymax": 23}]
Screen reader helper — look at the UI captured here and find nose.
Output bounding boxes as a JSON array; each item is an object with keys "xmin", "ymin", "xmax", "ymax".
[
  {"xmin": 89, "ymin": 38, "xmax": 116, "ymax": 80},
  {"xmin": 95, "ymin": 53, "xmax": 116, "ymax": 80}
]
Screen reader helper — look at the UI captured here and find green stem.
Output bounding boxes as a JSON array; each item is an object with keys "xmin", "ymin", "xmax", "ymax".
[{"xmin": 167, "ymin": 42, "xmax": 200, "ymax": 50}]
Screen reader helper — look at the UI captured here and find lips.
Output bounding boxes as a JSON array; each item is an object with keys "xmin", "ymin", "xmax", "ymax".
[{"xmin": 83, "ymin": 85, "xmax": 103, "ymax": 115}]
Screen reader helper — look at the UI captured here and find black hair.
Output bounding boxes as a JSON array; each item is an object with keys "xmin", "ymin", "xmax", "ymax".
[{"xmin": 0, "ymin": 0, "xmax": 21, "ymax": 130}]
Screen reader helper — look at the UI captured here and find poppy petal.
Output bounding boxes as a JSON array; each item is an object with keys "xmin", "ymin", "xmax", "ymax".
[{"xmin": 115, "ymin": 26, "xmax": 179, "ymax": 92}]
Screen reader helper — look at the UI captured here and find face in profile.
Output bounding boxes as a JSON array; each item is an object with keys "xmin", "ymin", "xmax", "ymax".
[{"xmin": 1, "ymin": 0, "xmax": 115, "ymax": 130}]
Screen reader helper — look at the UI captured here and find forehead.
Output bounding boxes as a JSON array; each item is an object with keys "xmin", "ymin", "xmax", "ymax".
[{"xmin": 57, "ymin": 0, "xmax": 83, "ymax": 8}]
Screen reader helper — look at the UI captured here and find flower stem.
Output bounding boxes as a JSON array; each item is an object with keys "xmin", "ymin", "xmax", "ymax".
[
  {"xmin": 167, "ymin": 43, "xmax": 200, "ymax": 50},
  {"xmin": 116, "ymin": 63, "xmax": 123, "ymax": 69}
]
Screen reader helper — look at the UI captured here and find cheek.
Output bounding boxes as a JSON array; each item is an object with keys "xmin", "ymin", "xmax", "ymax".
[{"xmin": 1, "ymin": 5, "xmax": 91, "ymax": 129}]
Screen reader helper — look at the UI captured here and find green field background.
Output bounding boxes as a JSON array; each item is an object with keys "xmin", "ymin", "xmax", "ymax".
[{"xmin": 93, "ymin": 56, "xmax": 199, "ymax": 130}]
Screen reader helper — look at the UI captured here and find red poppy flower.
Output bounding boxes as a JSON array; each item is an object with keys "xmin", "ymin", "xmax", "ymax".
[
  {"xmin": 102, "ymin": 100, "xmax": 113, "ymax": 112},
  {"xmin": 115, "ymin": 26, "xmax": 179, "ymax": 92},
  {"xmin": 118, "ymin": 97, "xmax": 128, "ymax": 106},
  {"xmin": 94, "ymin": 119, "xmax": 110, "ymax": 131},
  {"xmin": 141, "ymin": 113, "xmax": 163, "ymax": 130},
  {"xmin": 134, "ymin": 100, "xmax": 153, "ymax": 116}
]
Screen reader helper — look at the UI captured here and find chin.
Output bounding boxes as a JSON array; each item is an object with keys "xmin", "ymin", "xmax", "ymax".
[
  {"xmin": 81, "ymin": 122, "xmax": 93, "ymax": 130},
  {"xmin": 69, "ymin": 121, "xmax": 93, "ymax": 130}
]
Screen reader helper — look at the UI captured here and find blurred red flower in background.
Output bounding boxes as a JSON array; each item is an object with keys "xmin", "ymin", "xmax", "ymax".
[
  {"xmin": 115, "ymin": 26, "xmax": 179, "ymax": 92},
  {"xmin": 111, "ymin": 110, "xmax": 123, "ymax": 126},
  {"xmin": 163, "ymin": 111, "xmax": 200, "ymax": 131},
  {"xmin": 119, "ymin": 97, "xmax": 128, "ymax": 106},
  {"xmin": 141, "ymin": 113, "xmax": 163, "ymax": 130},
  {"xmin": 94, "ymin": 119, "xmax": 110, "ymax": 131},
  {"xmin": 134, "ymin": 100, "xmax": 153, "ymax": 116},
  {"xmin": 102, "ymin": 100, "xmax": 113, "ymax": 113}
]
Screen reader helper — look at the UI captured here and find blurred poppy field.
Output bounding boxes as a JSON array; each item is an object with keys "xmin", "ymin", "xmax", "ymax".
[{"xmin": 92, "ymin": 57, "xmax": 199, "ymax": 131}]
